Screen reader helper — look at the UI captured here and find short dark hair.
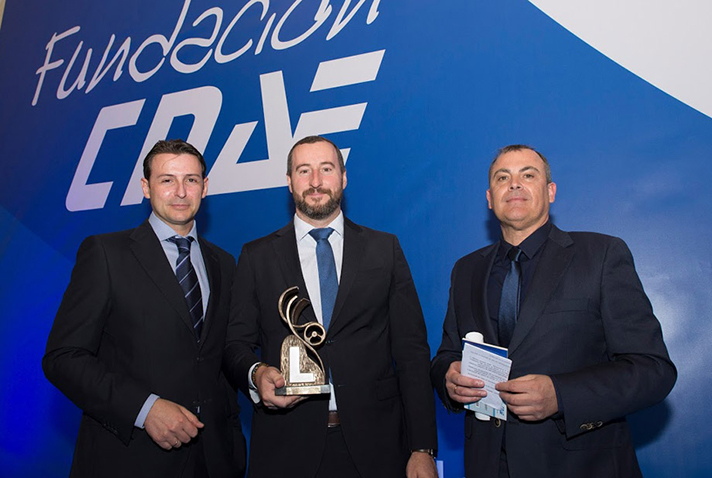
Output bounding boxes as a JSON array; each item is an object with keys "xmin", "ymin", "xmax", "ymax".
[
  {"xmin": 489, "ymin": 144, "xmax": 552, "ymax": 183},
  {"xmin": 143, "ymin": 139, "xmax": 207, "ymax": 179},
  {"xmin": 286, "ymin": 135, "xmax": 345, "ymax": 175}
]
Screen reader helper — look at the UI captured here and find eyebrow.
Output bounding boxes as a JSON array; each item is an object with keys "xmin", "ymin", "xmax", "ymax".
[
  {"xmin": 155, "ymin": 173, "xmax": 202, "ymax": 179},
  {"xmin": 492, "ymin": 165, "xmax": 541, "ymax": 176},
  {"xmin": 296, "ymin": 161, "xmax": 338, "ymax": 168}
]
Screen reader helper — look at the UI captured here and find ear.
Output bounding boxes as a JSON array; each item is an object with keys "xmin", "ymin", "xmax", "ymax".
[
  {"xmin": 486, "ymin": 189, "xmax": 493, "ymax": 210},
  {"xmin": 342, "ymin": 168, "xmax": 347, "ymax": 190},
  {"xmin": 201, "ymin": 176, "xmax": 209, "ymax": 199},
  {"xmin": 286, "ymin": 174, "xmax": 293, "ymax": 193},
  {"xmin": 141, "ymin": 178, "xmax": 151, "ymax": 199},
  {"xmin": 547, "ymin": 182, "xmax": 557, "ymax": 203}
]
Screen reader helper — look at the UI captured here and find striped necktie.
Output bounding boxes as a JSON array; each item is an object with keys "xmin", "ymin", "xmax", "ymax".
[{"xmin": 168, "ymin": 236, "xmax": 204, "ymax": 341}]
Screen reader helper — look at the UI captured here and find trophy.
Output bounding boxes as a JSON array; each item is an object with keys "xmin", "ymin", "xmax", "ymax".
[{"xmin": 274, "ymin": 286, "xmax": 331, "ymax": 396}]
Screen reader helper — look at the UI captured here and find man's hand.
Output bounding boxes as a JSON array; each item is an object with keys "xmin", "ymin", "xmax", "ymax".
[
  {"xmin": 445, "ymin": 361, "xmax": 486, "ymax": 404},
  {"xmin": 255, "ymin": 365, "xmax": 306, "ymax": 409},
  {"xmin": 406, "ymin": 451, "xmax": 438, "ymax": 478},
  {"xmin": 496, "ymin": 374, "xmax": 558, "ymax": 421},
  {"xmin": 144, "ymin": 398, "xmax": 204, "ymax": 450}
]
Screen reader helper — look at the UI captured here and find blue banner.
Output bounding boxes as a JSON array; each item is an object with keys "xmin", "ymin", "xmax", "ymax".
[{"xmin": 1, "ymin": 1, "xmax": 708, "ymax": 476}]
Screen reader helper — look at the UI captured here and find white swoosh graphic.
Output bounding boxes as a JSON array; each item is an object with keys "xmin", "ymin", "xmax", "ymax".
[
  {"xmin": 529, "ymin": 0, "xmax": 712, "ymax": 119},
  {"xmin": 0, "ymin": 0, "xmax": 6, "ymax": 31}
]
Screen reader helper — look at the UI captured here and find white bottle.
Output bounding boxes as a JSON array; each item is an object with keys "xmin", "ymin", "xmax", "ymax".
[{"xmin": 464, "ymin": 331, "xmax": 490, "ymax": 421}]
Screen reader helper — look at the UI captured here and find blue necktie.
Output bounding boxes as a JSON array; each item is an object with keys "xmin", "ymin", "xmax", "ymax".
[
  {"xmin": 309, "ymin": 228, "xmax": 338, "ymax": 330},
  {"xmin": 498, "ymin": 247, "xmax": 522, "ymax": 347},
  {"xmin": 168, "ymin": 236, "xmax": 204, "ymax": 341}
]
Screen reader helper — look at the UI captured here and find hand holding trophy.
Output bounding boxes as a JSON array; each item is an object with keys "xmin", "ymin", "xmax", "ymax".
[{"xmin": 274, "ymin": 286, "xmax": 331, "ymax": 396}]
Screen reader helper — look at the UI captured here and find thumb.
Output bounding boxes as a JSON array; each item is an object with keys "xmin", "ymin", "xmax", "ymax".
[
  {"xmin": 266, "ymin": 368, "xmax": 286, "ymax": 388},
  {"xmin": 180, "ymin": 406, "xmax": 204, "ymax": 428}
]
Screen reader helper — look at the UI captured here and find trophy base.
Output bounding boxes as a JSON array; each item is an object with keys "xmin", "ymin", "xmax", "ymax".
[{"xmin": 275, "ymin": 384, "xmax": 331, "ymax": 396}]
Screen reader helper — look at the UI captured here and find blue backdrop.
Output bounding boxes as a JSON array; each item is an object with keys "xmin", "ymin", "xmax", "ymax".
[{"xmin": 1, "ymin": 1, "xmax": 709, "ymax": 476}]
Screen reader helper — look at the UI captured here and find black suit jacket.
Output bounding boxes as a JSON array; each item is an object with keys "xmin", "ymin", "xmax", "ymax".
[
  {"xmin": 431, "ymin": 225, "xmax": 676, "ymax": 478},
  {"xmin": 43, "ymin": 221, "xmax": 246, "ymax": 478},
  {"xmin": 224, "ymin": 218, "xmax": 437, "ymax": 478}
]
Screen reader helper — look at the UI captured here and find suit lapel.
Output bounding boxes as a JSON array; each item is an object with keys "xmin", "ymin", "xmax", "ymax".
[
  {"xmin": 129, "ymin": 222, "xmax": 196, "ymax": 337},
  {"xmin": 471, "ymin": 244, "xmax": 498, "ymax": 343},
  {"xmin": 327, "ymin": 218, "xmax": 364, "ymax": 335},
  {"xmin": 508, "ymin": 226, "xmax": 574, "ymax": 354},
  {"xmin": 198, "ymin": 238, "xmax": 221, "ymax": 348},
  {"xmin": 271, "ymin": 223, "xmax": 317, "ymax": 324}
]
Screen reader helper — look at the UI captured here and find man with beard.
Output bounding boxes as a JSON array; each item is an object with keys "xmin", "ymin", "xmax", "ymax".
[{"xmin": 223, "ymin": 135, "xmax": 438, "ymax": 478}]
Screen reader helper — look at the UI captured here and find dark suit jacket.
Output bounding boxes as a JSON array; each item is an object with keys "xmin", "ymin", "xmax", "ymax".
[
  {"xmin": 224, "ymin": 218, "xmax": 437, "ymax": 478},
  {"xmin": 431, "ymin": 225, "xmax": 676, "ymax": 478},
  {"xmin": 43, "ymin": 221, "xmax": 246, "ymax": 478}
]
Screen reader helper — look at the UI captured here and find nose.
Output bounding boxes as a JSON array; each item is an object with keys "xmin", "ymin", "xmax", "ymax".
[
  {"xmin": 175, "ymin": 181, "xmax": 187, "ymax": 198},
  {"xmin": 309, "ymin": 170, "xmax": 322, "ymax": 188},
  {"xmin": 508, "ymin": 176, "xmax": 522, "ymax": 190}
]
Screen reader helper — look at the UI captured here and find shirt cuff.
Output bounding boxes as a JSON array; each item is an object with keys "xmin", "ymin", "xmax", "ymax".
[
  {"xmin": 134, "ymin": 394, "xmax": 160, "ymax": 429},
  {"xmin": 248, "ymin": 362, "xmax": 261, "ymax": 404}
]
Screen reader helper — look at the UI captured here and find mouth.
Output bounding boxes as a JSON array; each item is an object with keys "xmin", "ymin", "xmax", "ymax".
[
  {"xmin": 304, "ymin": 188, "xmax": 331, "ymax": 200},
  {"xmin": 505, "ymin": 195, "xmax": 527, "ymax": 203}
]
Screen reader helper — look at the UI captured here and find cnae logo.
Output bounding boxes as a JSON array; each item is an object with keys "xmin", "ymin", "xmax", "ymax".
[{"xmin": 65, "ymin": 50, "xmax": 385, "ymax": 212}]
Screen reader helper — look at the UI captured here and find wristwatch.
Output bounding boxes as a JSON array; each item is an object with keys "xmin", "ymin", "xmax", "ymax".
[
  {"xmin": 411, "ymin": 448, "xmax": 436, "ymax": 458},
  {"xmin": 251, "ymin": 362, "xmax": 267, "ymax": 386}
]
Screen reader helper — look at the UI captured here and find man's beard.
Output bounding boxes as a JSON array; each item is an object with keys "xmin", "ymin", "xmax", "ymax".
[{"xmin": 294, "ymin": 187, "xmax": 342, "ymax": 221}]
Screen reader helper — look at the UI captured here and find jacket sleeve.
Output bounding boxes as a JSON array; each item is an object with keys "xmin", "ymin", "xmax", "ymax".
[
  {"xmin": 223, "ymin": 244, "xmax": 262, "ymax": 395},
  {"xmin": 430, "ymin": 260, "xmax": 466, "ymax": 412},
  {"xmin": 42, "ymin": 235, "xmax": 150, "ymax": 445},
  {"xmin": 387, "ymin": 236, "xmax": 439, "ymax": 450},
  {"xmin": 552, "ymin": 237, "xmax": 677, "ymax": 438}
]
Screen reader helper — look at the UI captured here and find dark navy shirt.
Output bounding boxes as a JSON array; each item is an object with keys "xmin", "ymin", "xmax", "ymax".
[{"xmin": 487, "ymin": 221, "xmax": 552, "ymax": 342}]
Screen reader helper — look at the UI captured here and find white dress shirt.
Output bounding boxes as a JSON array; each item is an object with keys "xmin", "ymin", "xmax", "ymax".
[{"xmin": 249, "ymin": 212, "xmax": 345, "ymax": 410}]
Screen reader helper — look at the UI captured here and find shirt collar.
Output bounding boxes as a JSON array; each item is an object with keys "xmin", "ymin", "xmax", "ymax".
[
  {"xmin": 499, "ymin": 220, "xmax": 551, "ymax": 261},
  {"xmin": 148, "ymin": 212, "xmax": 199, "ymax": 242},
  {"xmin": 294, "ymin": 211, "xmax": 344, "ymax": 243}
]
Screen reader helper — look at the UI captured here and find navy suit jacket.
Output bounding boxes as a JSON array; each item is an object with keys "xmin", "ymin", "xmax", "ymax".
[
  {"xmin": 224, "ymin": 218, "xmax": 437, "ymax": 478},
  {"xmin": 431, "ymin": 225, "xmax": 676, "ymax": 478},
  {"xmin": 43, "ymin": 221, "xmax": 246, "ymax": 478}
]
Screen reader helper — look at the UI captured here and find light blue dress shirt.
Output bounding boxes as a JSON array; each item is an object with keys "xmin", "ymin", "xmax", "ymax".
[{"xmin": 134, "ymin": 213, "xmax": 211, "ymax": 429}]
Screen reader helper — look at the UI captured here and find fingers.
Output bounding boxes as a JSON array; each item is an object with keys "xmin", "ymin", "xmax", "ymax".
[
  {"xmin": 406, "ymin": 451, "xmax": 438, "ymax": 478},
  {"xmin": 144, "ymin": 398, "xmax": 204, "ymax": 450},
  {"xmin": 179, "ymin": 406, "xmax": 205, "ymax": 431},
  {"xmin": 495, "ymin": 374, "xmax": 538, "ymax": 393},
  {"xmin": 495, "ymin": 374, "xmax": 558, "ymax": 421},
  {"xmin": 261, "ymin": 386, "xmax": 307, "ymax": 409},
  {"xmin": 256, "ymin": 366, "xmax": 309, "ymax": 409},
  {"xmin": 259, "ymin": 366, "xmax": 285, "ymax": 389},
  {"xmin": 445, "ymin": 361, "xmax": 486, "ymax": 403},
  {"xmin": 266, "ymin": 394, "xmax": 305, "ymax": 409}
]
